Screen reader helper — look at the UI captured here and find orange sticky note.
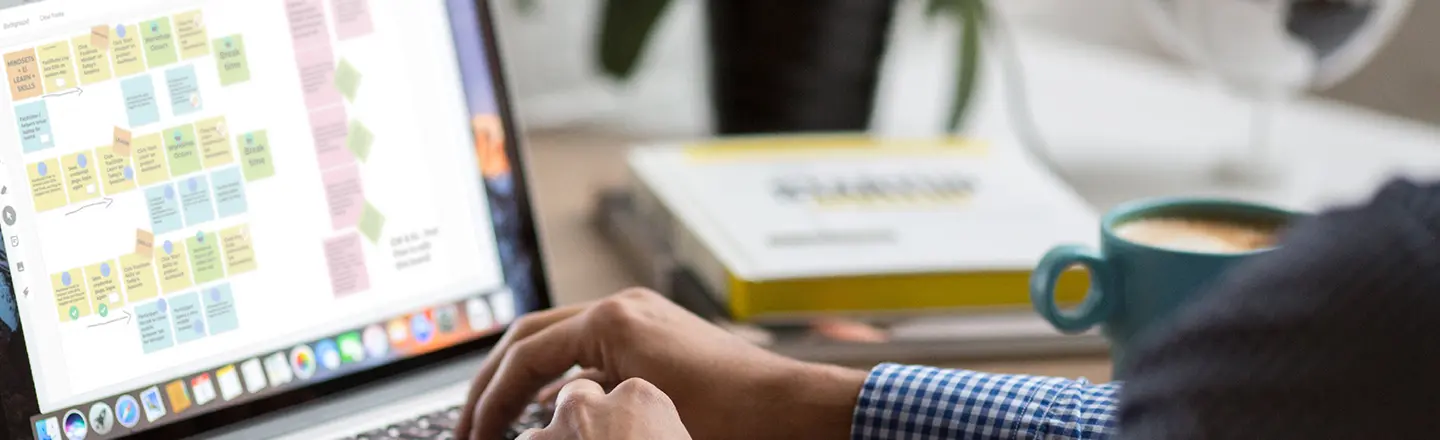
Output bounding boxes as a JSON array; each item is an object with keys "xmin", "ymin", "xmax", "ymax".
[
  {"xmin": 135, "ymin": 229, "xmax": 154, "ymax": 257},
  {"xmin": 113, "ymin": 127, "xmax": 132, "ymax": 156},
  {"xmin": 91, "ymin": 25, "xmax": 110, "ymax": 52}
]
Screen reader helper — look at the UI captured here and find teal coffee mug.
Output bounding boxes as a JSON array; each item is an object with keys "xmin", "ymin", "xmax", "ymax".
[{"xmin": 1029, "ymin": 198, "xmax": 1298, "ymax": 377}]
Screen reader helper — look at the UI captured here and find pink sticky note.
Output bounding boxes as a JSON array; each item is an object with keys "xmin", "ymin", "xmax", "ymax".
[
  {"xmin": 324, "ymin": 233, "xmax": 370, "ymax": 298},
  {"xmin": 322, "ymin": 163, "xmax": 364, "ymax": 229},
  {"xmin": 309, "ymin": 105, "xmax": 353, "ymax": 169},
  {"xmin": 332, "ymin": 0, "xmax": 374, "ymax": 40},
  {"xmin": 296, "ymin": 46, "xmax": 340, "ymax": 109},
  {"xmin": 285, "ymin": 0, "xmax": 332, "ymax": 52}
]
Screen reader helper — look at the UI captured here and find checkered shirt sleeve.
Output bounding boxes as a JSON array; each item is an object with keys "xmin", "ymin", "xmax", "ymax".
[{"xmin": 852, "ymin": 363, "xmax": 1120, "ymax": 440}]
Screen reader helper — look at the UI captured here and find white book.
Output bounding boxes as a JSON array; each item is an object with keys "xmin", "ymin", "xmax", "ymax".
[{"xmin": 627, "ymin": 135, "xmax": 1099, "ymax": 322}]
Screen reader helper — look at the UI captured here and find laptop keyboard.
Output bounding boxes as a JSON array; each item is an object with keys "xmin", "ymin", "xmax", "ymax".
[{"xmin": 341, "ymin": 403, "xmax": 549, "ymax": 440}]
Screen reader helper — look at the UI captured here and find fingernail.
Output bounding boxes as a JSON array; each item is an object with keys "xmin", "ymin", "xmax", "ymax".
[{"xmin": 515, "ymin": 428, "xmax": 542, "ymax": 440}]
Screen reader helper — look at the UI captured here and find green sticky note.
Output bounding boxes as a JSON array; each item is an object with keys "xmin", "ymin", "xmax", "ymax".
[
  {"xmin": 347, "ymin": 120, "xmax": 373, "ymax": 162},
  {"xmin": 141, "ymin": 17, "xmax": 178, "ymax": 68},
  {"xmin": 213, "ymin": 35, "xmax": 250, "ymax": 86},
  {"xmin": 186, "ymin": 231, "xmax": 225, "ymax": 284},
  {"xmin": 359, "ymin": 202, "xmax": 385, "ymax": 244},
  {"xmin": 165, "ymin": 124, "xmax": 201, "ymax": 176},
  {"xmin": 238, "ymin": 130, "xmax": 275, "ymax": 181},
  {"xmin": 334, "ymin": 59, "xmax": 361, "ymax": 102}
]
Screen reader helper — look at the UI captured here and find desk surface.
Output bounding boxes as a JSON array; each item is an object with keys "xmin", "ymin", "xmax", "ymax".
[{"xmin": 522, "ymin": 128, "xmax": 1114, "ymax": 382}]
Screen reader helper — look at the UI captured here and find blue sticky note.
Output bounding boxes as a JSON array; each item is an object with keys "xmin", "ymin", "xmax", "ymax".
[
  {"xmin": 210, "ymin": 167, "xmax": 247, "ymax": 218},
  {"xmin": 179, "ymin": 174, "xmax": 214, "ymax": 226},
  {"xmin": 201, "ymin": 283, "xmax": 239, "ymax": 335},
  {"xmin": 165, "ymin": 65, "xmax": 202, "ymax": 116},
  {"xmin": 121, "ymin": 75, "xmax": 161, "ymax": 127},
  {"xmin": 14, "ymin": 101, "xmax": 53, "ymax": 153},
  {"xmin": 136, "ymin": 299, "xmax": 174, "ymax": 353},
  {"xmin": 169, "ymin": 291, "xmax": 207, "ymax": 344},
  {"xmin": 144, "ymin": 184, "xmax": 183, "ymax": 234}
]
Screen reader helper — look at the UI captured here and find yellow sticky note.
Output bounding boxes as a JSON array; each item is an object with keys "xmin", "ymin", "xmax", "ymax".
[
  {"xmin": 71, "ymin": 34, "xmax": 112, "ymax": 85},
  {"xmin": 85, "ymin": 260, "xmax": 124, "ymax": 315},
  {"xmin": 96, "ymin": 145, "xmax": 136, "ymax": 196},
  {"xmin": 195, "ymin": 116, "xmax": 233, "ymax": 168},
  {"xmin": 111, "ymin": 24, "xmax": 144, "ymax": 77},
  {"xmin": 174, "ymin": 10, "xmax": 210, "ymax": 60},
  {"xmin": 28, "ymin": 159, "xmax": 67, "ymax": 212},
  {"xmin": 121, "ymin": 253, "xmax": 160, "ymax": 302},
  {"xmin": 221, "ymin": 224, "xmax": 256, "ymax": 275},
  {"xmin": 52, "ymin": 268, "xmax": 90, "ymax": 322},
  {"xmin": 37, "ymin": 40, "xmax": 76, "ymax": 92},
  {"xmin": 133, "ymin": 133, "xmax": 170, "ymax": 186},
  {"xmin": 62, "ymin": 151, "xmax": 100, "ymax": 203},
  {"xmin": 157, "ymin": 239, "xmax": 192, "ymax": 294}
]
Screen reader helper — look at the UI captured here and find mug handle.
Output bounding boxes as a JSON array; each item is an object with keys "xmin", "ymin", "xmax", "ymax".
[{"xmin": 1030, "ymin": 245, "xmax": 1117, "ymax": 334}]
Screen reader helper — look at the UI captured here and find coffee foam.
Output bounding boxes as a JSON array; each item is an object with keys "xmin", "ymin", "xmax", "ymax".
[{"xmin": 1114, "ymin": 218, "xmax": 1277, "ymax": 254}]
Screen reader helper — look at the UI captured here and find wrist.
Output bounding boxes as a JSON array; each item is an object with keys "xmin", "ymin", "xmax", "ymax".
[{"xmin": 764, "ymin": 361, "xmax": 867, "ymax": 440}]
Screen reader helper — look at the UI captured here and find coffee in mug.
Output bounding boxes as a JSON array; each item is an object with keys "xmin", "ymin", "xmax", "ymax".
[{"xmin": 1113, "ymin": 218, "xmax": 1279, "ymax": 254}]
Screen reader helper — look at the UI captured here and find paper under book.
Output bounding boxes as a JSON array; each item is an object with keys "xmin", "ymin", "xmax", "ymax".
[{"xmin": 624, "ymin": 135, "xmax": 1098, "ymax": 323}]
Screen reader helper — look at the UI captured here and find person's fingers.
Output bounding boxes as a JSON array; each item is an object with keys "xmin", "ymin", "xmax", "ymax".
[
  {"xmin": 554, "ymin": 378, "xmax": 605, "ymax": 413},
  {"xmin": 473, "ymin": 313, "xmax": 599, "ymax": 439},
  {"xmin": 514, "ymin": 428, "xmax": 546, "ymax": 440},
  {"xmin": 455, "ymin": 304, "xmax": 588, "ymax": 439},
  {"xmin": 611, "ymin": 377, "xmax": 670, "ymax": 404},
  {"xmin": 536, "ymin": 369, "xmax": 611, "ymax": 406}
]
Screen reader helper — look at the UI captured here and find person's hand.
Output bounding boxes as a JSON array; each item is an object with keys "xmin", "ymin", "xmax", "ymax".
[
  {"xmin": 455, "ymin": 289, "xmax": 867, "ymax": 440},
  {"xmin": 515, "ymin": 378, "xmax": 691, "ymax": 440}
]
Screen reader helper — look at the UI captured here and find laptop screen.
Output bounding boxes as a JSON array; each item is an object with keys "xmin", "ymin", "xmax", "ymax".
[{"xmin": 0, "ymin": 0, "xmax": 543, "ymax": 438}]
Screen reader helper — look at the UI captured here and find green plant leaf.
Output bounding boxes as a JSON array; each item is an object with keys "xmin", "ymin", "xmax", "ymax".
[
  {"xmin": 514, "ymin": 0, "xmax": 538, "ymax": 14},
  {"xmin": 946, "ymin": 0, "xmax": 984, "ymax": 132},
  {"xmin": 925, "ymin": 0, "xmax": 961, "ymax": 20},
  {"xmin": 598, "ymin": 0, "xmax": 675, "ymax": 80}
]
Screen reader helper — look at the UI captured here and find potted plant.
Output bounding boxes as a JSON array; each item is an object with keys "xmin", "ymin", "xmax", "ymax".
[{"xmin": 517, "ymin": 0, "xmax": 986, "ymax": 134}]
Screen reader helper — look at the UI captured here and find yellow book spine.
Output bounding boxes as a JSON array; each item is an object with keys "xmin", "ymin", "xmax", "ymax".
[{"xmin": 726, "ymin": 270, "xmax": 1090, "ymax": 322}]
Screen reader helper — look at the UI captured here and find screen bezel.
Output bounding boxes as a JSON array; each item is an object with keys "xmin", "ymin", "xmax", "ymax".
[{"xmin": 7, "ymin": 0, "xmax": 553, "ymax": 437}]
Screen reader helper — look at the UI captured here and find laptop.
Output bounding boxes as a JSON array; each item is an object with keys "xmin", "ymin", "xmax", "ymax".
[{"xmin": 0, "ymin": 0, "xmax": 551, "ymax": 438}]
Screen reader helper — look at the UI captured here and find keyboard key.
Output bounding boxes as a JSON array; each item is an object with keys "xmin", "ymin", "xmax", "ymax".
[{"xmin": 343, "ymin": 403, "xmax": 543, "ymax": 440}]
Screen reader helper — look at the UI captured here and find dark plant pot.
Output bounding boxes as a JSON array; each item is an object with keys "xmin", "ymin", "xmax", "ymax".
[{"xmin": 706, "ymin": 0, "xmax": 898, "ymax": 135}]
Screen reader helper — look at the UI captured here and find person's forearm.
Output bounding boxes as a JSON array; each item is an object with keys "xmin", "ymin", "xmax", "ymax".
[
  {"xmin": 766, "ymin": 362, "xmax": 869, "ymax": 440},
  {"xmin": 851, "ymin": 364, "xmax": 1120, "ymax": 440}
]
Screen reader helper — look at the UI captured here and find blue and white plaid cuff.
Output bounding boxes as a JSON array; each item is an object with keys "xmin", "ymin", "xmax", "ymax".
[{"xmin": 851, "ymin": 363, "xmax": 1120, "ymax": 440}]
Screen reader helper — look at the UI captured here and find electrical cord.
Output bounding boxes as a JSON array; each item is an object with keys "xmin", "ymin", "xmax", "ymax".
[{"xmin": 982, "ymin": 9, "xmax": 1067, "ymax": 179}]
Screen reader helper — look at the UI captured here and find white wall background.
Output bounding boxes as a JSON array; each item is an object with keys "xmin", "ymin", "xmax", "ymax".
[{"xmin": 487, "ymin": 0, "xmax": 1437, "ymax": 135}]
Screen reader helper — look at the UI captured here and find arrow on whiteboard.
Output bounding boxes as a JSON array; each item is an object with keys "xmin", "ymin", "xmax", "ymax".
[
  {"xmin": 65, "ymin": 197, "xmax": 113, "ymax": 216},
  {"xmin": 87, "ymin": 310, "xmax": 132, "ymax": 328},
  {"xmin": 42, "ymin": 87, "xmax": 83, "ymax": 99}
]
